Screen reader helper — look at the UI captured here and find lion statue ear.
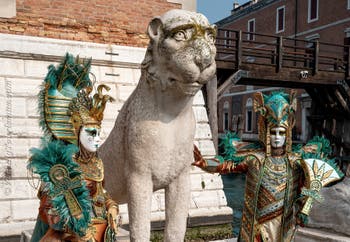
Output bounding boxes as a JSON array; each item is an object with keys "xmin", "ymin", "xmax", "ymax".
[
  {"xmin": 147, "ymin": 17, "xmax": 163, "ymax": 42},
  {"xmin": 253, "ymin": 92, "xmax": 266, "ymax": 116}
]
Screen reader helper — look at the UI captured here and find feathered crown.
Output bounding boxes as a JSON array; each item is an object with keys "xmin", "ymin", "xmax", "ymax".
[
  {"xmin": 39, "ymin": 53, "xmax": 114, "ymax": 145},
  {"xmin": 69, "ymin": 84, "xmax": 114, "ymax": 133},
  {"xmin": 253, "ymin": 90, "xmax": 297, "ymax": 154}
]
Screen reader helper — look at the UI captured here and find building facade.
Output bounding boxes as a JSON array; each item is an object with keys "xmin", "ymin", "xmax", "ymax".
[
  {"xmin": 216, "ymin": 0, "xmax": 350, "ymax": 143},
  {"xmin": 0, "ymin": 0, "xmax": 232, "ymax": 238}
]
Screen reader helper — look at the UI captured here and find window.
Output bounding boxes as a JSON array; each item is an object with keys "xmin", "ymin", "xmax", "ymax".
[
  {"xmin": 344, "ymin": 28, "xmax": 350, "ymax": 45},
  {"xmin": 245, "ymin": 98, "xmax": 253, "ymax": 132},
  {"xmin": 345, "ymin": 28, "xmax": 350, "ymax": 38},
  {"xmin": 224, "ymin": 112, "xmax": 229, "ymax": 130},
  {"xmin": 223, "ymin": 101, "xmax": 229, "ymax": 131},
  {"xmin": 0, "ymin": 0, "xmax": 16, "ymax": 18},
  {"xmin": 308, "ymin": 0, "xmax": 319, "ymax": 23},
  {"xmin": 276, "ymin": 6, "xmax": 285, "ymax": 33},
  {"xmin": 224, "ymin": 30, "xmax": 232, "ymax": 48},
  {"xmin": 232, "ymin": 115, "xmax": 239, "ymax": 132},
  {"xmin": 247, "ymin": 18, "xmax": 255, "ymax": 41}
]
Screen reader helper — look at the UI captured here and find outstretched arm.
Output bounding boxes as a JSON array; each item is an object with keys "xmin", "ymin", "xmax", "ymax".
[{"xmin": 193, "ymin": 145, "xmax": 248, "ymax": 174}]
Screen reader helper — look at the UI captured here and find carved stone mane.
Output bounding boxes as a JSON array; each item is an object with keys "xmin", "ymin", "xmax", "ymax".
[{"xmin": 100, "ymin": 9, "xmax": 216, "ymax": 241}]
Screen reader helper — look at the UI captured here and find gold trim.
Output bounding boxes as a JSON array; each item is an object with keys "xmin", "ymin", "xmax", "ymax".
[
  {"xmin": 47, "ymin": 103, "xmax": 70, "ymax": 107},
  {"xmin": 47, "ymin": 119, "xmax": 71, "ymax": 123},
  {"xmin": 47, "ymin": 95, "xmax": 72, "ymax": 100},
  {"xmin": 53, "ymin": 135, "xmax": 77, "ymax": 139},
  {"xmin": 51, "ymin": 127, "xmax": 75, "ymax": 131},
  {"xmin": 91, "ymin": 218, "xmax": 107, "ymax": 224},
  {"xmin": 48, "ymin": 112, "xmax": 69, "ymax": 116}
]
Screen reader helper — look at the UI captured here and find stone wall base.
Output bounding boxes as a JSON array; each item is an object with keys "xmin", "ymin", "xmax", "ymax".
[{"xmin": 295, "ymin": 227, "xmax": 350, "ymax": 242}]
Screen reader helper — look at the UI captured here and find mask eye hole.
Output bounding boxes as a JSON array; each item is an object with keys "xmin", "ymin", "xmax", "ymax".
[{"xmin": 85, "ymin": 129, "xmax": 97, "ymax": 137}]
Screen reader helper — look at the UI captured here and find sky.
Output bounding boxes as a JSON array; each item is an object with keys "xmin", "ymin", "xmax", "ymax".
[{"xmin": 197, "ymin": 0, "xmax": 250, "ymax": 24}]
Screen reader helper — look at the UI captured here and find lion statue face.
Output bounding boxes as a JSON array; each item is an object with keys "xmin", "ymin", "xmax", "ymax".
[{"xmin": 142, "ymin": 9, "xmax": 217, "ymax": 96}]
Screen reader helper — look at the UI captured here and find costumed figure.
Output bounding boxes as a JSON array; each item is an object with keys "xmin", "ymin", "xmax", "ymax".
[
  {"xmin": 28, "ymin": 54, "xmax": 119, "ymax": 242},
  {"xmin": 193, "ymin": 90, "xmax": 343, "ymax": 242}
]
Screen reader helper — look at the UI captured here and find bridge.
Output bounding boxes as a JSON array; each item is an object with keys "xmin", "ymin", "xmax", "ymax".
[{"xmin": 210, "ymin": 28, "xmax": 350, "ymax": 162}]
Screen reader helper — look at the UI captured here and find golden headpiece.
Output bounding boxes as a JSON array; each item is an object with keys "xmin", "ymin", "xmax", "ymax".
[
  {"xmin": 69, "ymin": 84, "xmax": 114, "ymax": 132},
  {"xmin": 40, "ymin": 53, "xmax": 114, "ymax": 145},
  {"xmin": 253, "ymin": 90, "xmax": 297, "ymax": 155}
]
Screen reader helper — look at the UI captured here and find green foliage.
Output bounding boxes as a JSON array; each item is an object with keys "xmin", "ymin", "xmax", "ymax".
[{"xmin": 150, "ymin": 224, "xmax": 233, "ymax": 242}]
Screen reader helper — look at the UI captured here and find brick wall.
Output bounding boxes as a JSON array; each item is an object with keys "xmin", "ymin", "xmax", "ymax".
[
  {"xmin": 221, "ymin": 0, "xmax": 350, "ymax": 42},
  {"xmin": 0, "ymin": 0, "xmax": 181, "ymax": 47},
  {"xmin": 216, "ymin": 0, "xmax": 350, "ymax": 142}
]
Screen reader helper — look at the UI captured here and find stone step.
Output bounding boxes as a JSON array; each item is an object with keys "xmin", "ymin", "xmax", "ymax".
[
  {"xmin": 20, "ymin": 228, "xmax": 130, "ymax": 242},
  {"xmin": 210, "ymin": 239, "xmax": 237, "ymax": 242},
  {"xmin": 295, "ymin": 227, "xmax": 350, "ymax": 242}
]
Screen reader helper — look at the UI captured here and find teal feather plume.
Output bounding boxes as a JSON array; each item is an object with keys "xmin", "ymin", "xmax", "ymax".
[
  {"xmin": 218, "ymin": 131, "xmax": 262, "ymax": 164},
  {"xmin": 27, "ymin": 139, "xmax": 91, "ymax": 237},
  {"xmin": 37, "ymin": 53, "xmax": 92, "ymax": 141},
  {"xmin": 301, "ymin": 136, "xmax": 344, "ymax": 178}
]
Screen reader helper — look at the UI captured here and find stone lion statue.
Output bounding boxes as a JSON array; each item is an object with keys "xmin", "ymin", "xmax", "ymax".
[{"xmin": 99, "ymin": 9, "xmax": 217, "ymax": 241}]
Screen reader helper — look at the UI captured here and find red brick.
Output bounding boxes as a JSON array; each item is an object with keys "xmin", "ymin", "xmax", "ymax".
[{"xmin": 0, "ymin": 0, "xmax": 180, "ymax": 47}]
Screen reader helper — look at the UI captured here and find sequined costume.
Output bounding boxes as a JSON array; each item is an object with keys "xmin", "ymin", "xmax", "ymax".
[
  {"xmin": 28, "ymin": 54, "xmax": 118, "ymax": 242},
  {"xmin": 193, "ymin": 91, "xmax": 343, "ymax": 242},
  {"xmin": 224, "ymin": 151, "xmax": 302, "ymax": 241}
]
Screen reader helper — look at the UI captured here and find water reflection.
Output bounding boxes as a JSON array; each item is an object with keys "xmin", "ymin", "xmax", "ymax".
[{"xmin": 221, "ymin": 173, "xmax": 246, "ymax": 237}]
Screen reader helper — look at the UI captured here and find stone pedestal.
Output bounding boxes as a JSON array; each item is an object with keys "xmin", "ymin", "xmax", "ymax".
[
  {"xmin": 20, "ymin": 228, "xmax": 130, "ymax": 242},
  {"xmin": 295, "ymin": 227, "xmax": 350, "ymax": 242}
]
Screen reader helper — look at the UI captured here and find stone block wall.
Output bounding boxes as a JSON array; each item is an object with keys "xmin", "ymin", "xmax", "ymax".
[{"xmin": 0, "ymin": 33, "xmax": 232, "ymax": 236}]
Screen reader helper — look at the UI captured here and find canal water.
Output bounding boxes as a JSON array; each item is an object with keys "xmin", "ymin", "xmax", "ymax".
[{"xmin": 221, "ymin": 173, "xmax": 246, "ymax": 237}]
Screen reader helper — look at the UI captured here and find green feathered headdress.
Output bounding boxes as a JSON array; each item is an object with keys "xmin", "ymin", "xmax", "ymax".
[
  {"xmin": 300, "ymin": 136, "xmax": 343, "ymax": 177},
  {"xmin": 38, "ymin": 53, "xmax": 92, "ymax": 144},
  {"xmin": 217, "ymin": 131, "xmax": 262, "ymax": 164},
  {"xmin": 28, "ymin": 139, "xmax": 91, "ymax": 237}
]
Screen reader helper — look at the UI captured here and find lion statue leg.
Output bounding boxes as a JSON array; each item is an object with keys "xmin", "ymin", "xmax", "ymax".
[
  {"xmin": 127, "ymin": 171, "xmax": 153, "ymax": 242},
  {"xmin": 164, "ymin": 167, "xmax": 191, "ymax": 241}
]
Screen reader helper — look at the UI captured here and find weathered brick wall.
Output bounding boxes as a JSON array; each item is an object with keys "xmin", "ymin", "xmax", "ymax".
[
  {"xmin": 0, "ymin": 0, "xmax": 181, "ymax": 47},
  {"xmin": 221, "ymin": 0, "xmax": 350, "ymax": 43}
]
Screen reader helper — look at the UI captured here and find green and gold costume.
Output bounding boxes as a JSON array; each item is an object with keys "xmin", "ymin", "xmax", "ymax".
[
  {"xmin": 28, "ymin": 54, "xmax": 118, "ymax": 242},
  {"xmin": 193, "ymin": 91, "xmax": 343, "ymax": 242}
]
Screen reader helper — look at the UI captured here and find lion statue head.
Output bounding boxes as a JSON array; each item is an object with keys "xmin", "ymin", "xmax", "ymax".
[{"xmin": 141, "ymin": 9, "xmax": 217, "ymax": 96}]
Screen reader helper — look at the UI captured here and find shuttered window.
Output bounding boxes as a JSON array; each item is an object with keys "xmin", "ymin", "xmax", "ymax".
[
  {"xmin": 276, "ymin": 6, "xmax": 285, "ymax": 33},
  {"xmin": 308, "ymin": 0, "xmax": 319, "ymax": 23},
  {"xmin": 247, "ymin": 19, "xmax": 255, "ymax": 41}
]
